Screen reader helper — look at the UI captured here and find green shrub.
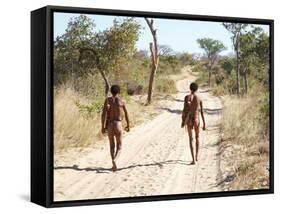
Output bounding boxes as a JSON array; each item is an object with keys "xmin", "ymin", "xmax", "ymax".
[
  {"xmin": 75, "ymin": 96, "xmax": 104, "ymax": 118},
  {"xmin": 119, "ymin": 82, "xmax": 131, "ymax": 102},
  {"xmin": 155, "ymin": 77, "xmax": 177, "ymax": 94},
  {"xmin": 258, "ymin": 91, "xmax": 269, "ymax": 119},
  {"xmin": 213, "ymin": 84, "xmax": 227, "ymax": 96},
  {"xmin": 196, "ymin": 70, "xmax": 208, "ymax": 85}
]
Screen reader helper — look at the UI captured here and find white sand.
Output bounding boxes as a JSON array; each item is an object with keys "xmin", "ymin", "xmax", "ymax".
[{"xmin": 54, "ymin": 71, "xmax": 223, "ymax": 201}]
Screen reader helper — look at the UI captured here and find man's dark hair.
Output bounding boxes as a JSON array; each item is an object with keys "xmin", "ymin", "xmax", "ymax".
[
  {"xmin": 110, "ymin": 84, "xmax": 120, "ymax": 96},
  {"xmin": 190, "ymin": 82, "xmax": 198, "ymax": 92}
]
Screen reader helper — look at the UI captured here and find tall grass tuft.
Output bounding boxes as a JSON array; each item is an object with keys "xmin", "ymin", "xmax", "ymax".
[
  {"xmin": 54, "ymin": 87, "xmax": 104, "ymax": 153},
  {"xmin": 221, "ymin": 93, "xmax": 269, "ymax": 190}
]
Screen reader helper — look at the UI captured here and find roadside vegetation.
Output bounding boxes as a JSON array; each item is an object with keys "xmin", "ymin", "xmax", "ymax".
[{"xmin": 195, "ymin": 24, "xmax": 270, "ymax": 190}]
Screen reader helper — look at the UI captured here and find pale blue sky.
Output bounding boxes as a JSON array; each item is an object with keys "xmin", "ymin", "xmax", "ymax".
[{"xmin": 54, "ymin": 12, "xmax": 269, "ymax": 56}]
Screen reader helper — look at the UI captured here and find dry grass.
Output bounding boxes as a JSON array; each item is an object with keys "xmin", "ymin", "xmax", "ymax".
[
  {"xmin": 54, "ymin": 87, "xmax": 104, "ymax": 153},
  {"xmin": 54, "ymin": 86, "xmax": 176, "ymax": 154},
  {"xmin": 220, "ymin": 94, "xmax": 270, "ymax": 190}
]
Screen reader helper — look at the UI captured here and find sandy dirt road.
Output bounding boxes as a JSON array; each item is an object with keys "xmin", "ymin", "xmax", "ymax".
[{"xmin": 54, "ymin": 70, "xmax": 223, "ymax": 201}]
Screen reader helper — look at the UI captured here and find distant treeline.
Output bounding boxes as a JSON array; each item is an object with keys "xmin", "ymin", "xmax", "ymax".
[{"xmin": 195, "ymin": 24, "xmax": 269, "ymax": 96}]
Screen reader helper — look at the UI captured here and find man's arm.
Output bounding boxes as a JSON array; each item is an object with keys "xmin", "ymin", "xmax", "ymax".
[
  {"xmin": 123, "ymin": 104, "xmax": 130, "ymax": 132},
  {"xmin": 200, "ymin": 100, "xmax": 206, "ymax": 130},
  {"xmin": 101, "ymin": 99, "xmax": 108, "ymax": 133}
]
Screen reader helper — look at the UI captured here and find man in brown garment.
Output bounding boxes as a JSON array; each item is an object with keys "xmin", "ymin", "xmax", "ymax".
[
  {"xmin": 181, "ymin": 82, "xmax": 206, "ymax": 164},
  {"xmin": 101, "ymin": 85, "xmax": 130, "ymax": 171}
]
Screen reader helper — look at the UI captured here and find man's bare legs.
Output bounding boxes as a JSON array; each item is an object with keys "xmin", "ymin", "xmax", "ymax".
[
  {"xmin": 107, "ymin": 121, "xmax": 123, "ymax": 172},
  {"xmin": 114, "ymin": 135, "xmax": 122, "ymax": 162},
  {"xmin": 107, "ymin": 124, "xmax": 117, "ymax": 171},
  {"xmin": 195, "ymin": 126, "xmax": 200, "ymax": 162},
  {"xmin": 113, "ymin": 122, "xmax": 123, "ymax": 170},
  {"xmin": 187, "ymin": 126, "xmax": 195, "ymax": 164}
]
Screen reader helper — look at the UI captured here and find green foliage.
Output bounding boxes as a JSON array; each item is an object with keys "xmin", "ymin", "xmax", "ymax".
[
  {"xmin": 197, "ymin": 25, "xmax": 270, "ymax": 97},
  {"xmin": 54, "ymin": 16, "xmax": 141, "ymax": 88},
  {"xmin": 54, "ymin": 15, "xmax": 96, "ymax": 85},
  {"xmin": 212, "ymin": 84, "xmax": 227, "ymax": 96},
  {"xmin": 158, "ymin": 45, "xmax": 174, "ymax": 56},
  {"xmin": 93, "ymin": 18, "xmax": 141, "ymax": 73},
  {"xmin": 178, "ymin": 52, "xmax": 194, "ymax": 66},
  {"xmin": 240, "ymin": 27, "xmax": 270, "ymax": 87},
  {"xmin": 119, "ymin": 83, "xmax": 131, "ymax": 102},
  {"xmin": 196, "ymin": 66, "xmax": 208, "ymax": 83},
  {"xmin": 226, "ymin": 72, "xmax": 239, "ymax": 93},
  {"xmin": 75, "ymin": 97, "xmax": 104, "ymax": 118},
  {"xmin": 158, "ymin": 55, "xmax": 181, "ymax": 75},
  {"xmin": 197, "ymin": 38, "xmax": 226, "ymax": 86},
  {"xmin": 258, "ymin": 91, "xmax": 269, "ymax": 119},
  {"xmin": 197, "ymin": 38, "xmax": 226, "ymax": 59},
  {"xmin": 155, "ymin": 77, "xmax": 177, "ymax": 94},
  {"xmin": 192, "ymin": 61, "xmax": 208, "ymax": 84},
  {"xmin": 222, "ymin": 23, "xmax": 248, "ymax": 50},
  {"xmin": 219, "ymin": 57, "xmax": 235, "ymax": 75}
]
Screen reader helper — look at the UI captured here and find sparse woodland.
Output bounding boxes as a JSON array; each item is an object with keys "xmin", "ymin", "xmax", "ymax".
[
  {"xmin": 195, "ymin": 24, "xmax": 270, "ymax": 190},
  {"xmin": 54, "ymin": 15, "xmax": 187, "ymax": 152},
  {"xmin": 54, "ymin": 15, "xmax": 270, "ymax": 190}
]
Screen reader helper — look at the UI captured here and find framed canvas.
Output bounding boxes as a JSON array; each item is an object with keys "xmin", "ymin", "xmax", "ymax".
[{"xmin": 31, "ymin": 5, "xmax": 274, "ymax": 207}]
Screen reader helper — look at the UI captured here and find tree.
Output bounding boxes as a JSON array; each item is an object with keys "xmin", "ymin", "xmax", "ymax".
[
  {"xmin": 55, "ymin": 16, "xmax": 141, "ymax": 95},
  {"xmin": 81, "ymin": 18, "xmax": 140, "ymax": 95},
  {"xmin": 54, "ymin": 15, "xmax": 96, "ymax": 85},
  {"xmin": 239, "ymin": 32, "xmax": 255, "ymax": 94},
  {"xmin": 145, "ymin": 18, "xmax": 159, "ymax": 104},
  {"xmin": 158, "ymin": 45, "xmax": 173, "ymax": 56},
  {"xmin": 219, "ymin": 57, "xmax": 235, "ymax": 75},
  {"xmin": 223, "ymin": 23, "xmax": 248, "ymax": 95},
  {"xmin": 239, "ymin": 27, "xmax": 269, "ymax": 93},
  {"xmin": 178, "ymin": 52, "xmax": 194, "ymax": 66},
  {"xmin": 197, "ymin": 38, "xmax": 226, "ymax": 86}
]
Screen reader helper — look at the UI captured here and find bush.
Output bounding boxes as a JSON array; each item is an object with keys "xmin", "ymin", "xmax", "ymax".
[
  {"xmin": 54, "ymin": 88, "xmax": 103, "ymax": 153},
  {"xmin": 158, "ymin": 56, "xmax": 181, "ymax": 75},
  {"xmin": 258, "ymin": 91, "xmax": 269, "ymax": 118},
  {"xmin": 126, "ymin": 81, "xmax": 144, "ymax": 95},
  {"xmin": 213, "ymin": 84, "xmax": 227, "ymax": 96},
  {"xmin": 219, "ymin": 57, "xmax": 235, "ymax": 75},
  {"xmin": 155, "ymin": 77, "xmax": 177, "ymax": 94},
  {"xmin": 75, "ymin": 96, "xmax": 104, "ymax": 118},
  {"xmin": 221, "ymin": 95, "xmax": 269, "ymax": 190}
]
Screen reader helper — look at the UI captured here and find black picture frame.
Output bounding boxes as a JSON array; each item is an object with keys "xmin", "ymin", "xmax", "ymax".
[{"xmin": 31, "ymin": 5, "xmax": 274, "ymax": 208}]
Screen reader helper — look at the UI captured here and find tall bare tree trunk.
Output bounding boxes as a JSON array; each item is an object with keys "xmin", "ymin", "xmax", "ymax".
[
  {"xmin": 236, "ymin": 35, "xmax": 240, "ymax": 95},
  {"xmin": 79, "ymin": 48, "xmax": 111, "ymax": 96},
  {"xmin": 244, "ymin": 73, "xmax": 248, "ymax": 94},
  {"xmin": 145, "ymin": 18, "xmax": 159, "ymax": 105},
  {"xmin": 99, "ymin": 70, "xmax": 111, "ymax": 96},
  {"xmin": 243, "ymin": 67, "xmax": 248, "ymax": 94}
]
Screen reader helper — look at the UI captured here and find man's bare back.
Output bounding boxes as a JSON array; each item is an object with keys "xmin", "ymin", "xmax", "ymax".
[
  {"xmin": 101, "ymin": 85, "xmax": 129, "ymax": 171},
  {"xmin": 181, "ymin": 82, "xmax": 206, "ymax": 164}
]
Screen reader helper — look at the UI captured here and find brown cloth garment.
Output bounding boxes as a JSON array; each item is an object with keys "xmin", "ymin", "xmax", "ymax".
[{"xmin": 182, "ymin": 94, "xmax": 201, "ymax": 129}]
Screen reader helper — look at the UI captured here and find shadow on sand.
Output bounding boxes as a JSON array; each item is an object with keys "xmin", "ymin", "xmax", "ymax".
[
  {"xmin": 172, "ymin": 98, "xmax": 184, "ymax": 103},
  {"xmin": 160, "ymin": 107, "xmax": 182, "ymax": 114},
  {"xmin": 54, "ymin": 159, "xmax": 194, "ymax": 174},
  {"xmin": 203, "ymin": 108, "xmax": 222, "ymax": 115},
  {"xmin": 161, "ymin": 107, "xmax": 223, "ymax": 116}
]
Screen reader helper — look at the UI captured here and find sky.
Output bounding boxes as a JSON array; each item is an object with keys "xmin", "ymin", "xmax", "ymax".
[{"xmin": 54, "ymin": 12, "xmax": 269, "ymax": 56}]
